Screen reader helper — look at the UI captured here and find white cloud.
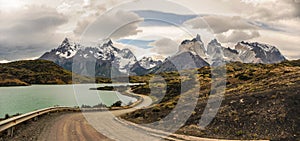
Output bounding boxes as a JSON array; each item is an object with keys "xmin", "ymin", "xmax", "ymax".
[
  {"xmin": 216, "ymin": 30, "xmax": 260, "ymax": 43},
  {"xmin": 0, "ymin": 0, "xmax": 26, "ymax": 11},
  {"xmin": 246, "ymin": 0, "xmax": 300, "ymax": 21},
  {"xmin": 113, "ymin": 42, "xmax": 152, "ymax": 59},
  {"xmin": 150, "ymin": 38, "xmax": 179, "ymax": 56},
  {"xmin": 0, "ymin": 0, "xmax": 299, "ymax": 60},
  {"xmin": 76, "ymin": 10, "xmax": 143, "ymax": 41}
]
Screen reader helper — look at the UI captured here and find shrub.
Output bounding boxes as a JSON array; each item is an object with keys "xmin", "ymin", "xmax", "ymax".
[
  {"xmin": 111, "ymin": 101, "xmax": 122, "ymax": 107},
  {"xmin": 81, "ymin": 104, "xmax": 92, "ymax": 108},
  {"xmin": 152, "ymin": 106, "xmax": 161, "ymax": 112}
]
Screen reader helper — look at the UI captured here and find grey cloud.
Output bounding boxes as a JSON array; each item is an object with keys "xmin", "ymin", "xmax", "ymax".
[
  {"xmin": 286, "ymin": 0, "xmax": 300, "ymax": 18},
  {"xmin": 134, "ymin": 10, "xmax": 198, "ymax": 26},
  {"xmin": 216, "ymin": 30, "xmax": 260, "ymax": 43},
  {"xmin": 150, "ymin": 38, "xmax": 179, "ymax": 55},
  {"xmin": 185, "ymin": 15, "xmax": 257, "ymax": 34},
  {"xmin": 0, "ymin": 5, "xmax": 68, "ymax": 60},
  {"xmin": 248, "ymin": 0, "xmax": 300, "ymax": 21},
  {"xmin": 256, "ymin": 30, "xmax": 300, "ymax": 60},
  {"xmin": 75, "ymin": 10, "xmax": 143, "ymax": 41}
]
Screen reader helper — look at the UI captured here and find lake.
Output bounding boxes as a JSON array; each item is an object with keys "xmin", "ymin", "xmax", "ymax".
[{"xmin": 0, "ymin": 84, "xmax": 138, "ymax": 118}]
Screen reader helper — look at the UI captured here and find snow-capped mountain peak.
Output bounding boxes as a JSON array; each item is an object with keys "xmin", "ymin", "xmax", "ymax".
[
  {"xmin": 239, "ymin": 41, "xmax": 277, "ymax": 52},
  {"xmin": 138, "ymin": 56, "xmax": 162, "ymax": 69},
  {"xmin": 178, "ymin": 34, "xmax": 206, "ymax": 58},
  {"xmin": 39, "ymin": 35, "xmax": 287, "ymax": 77},
  {"xmin": 55, "ymin": 38, "xmax": 80, "ymax": 59},
  {"xmin": 235, "ymin": 41, "xmax": 286, "ymax": 64},
  {"xmin": 98, "ymin": 38, "xmax": 113, "ymax": 47},
  {"xmin": 40, "ymin": 38, "xmax": 142, "ymax": 77}
]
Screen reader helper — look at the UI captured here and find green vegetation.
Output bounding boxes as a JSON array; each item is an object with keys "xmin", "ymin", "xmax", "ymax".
[
  {"xmin": 0, "ymin": 113, "xmax": 21, "ymax": 121},
  {"xmin": 122, "ymin": 60, "xmax": 300, "ymax": 140},
  {"xmin": 81, "ymin": 103, "xmax": 107, "ymax": 108},
  {"xmin": 1, "ymin": 59, "xmax": 299, "ymax": 140},
  {"xmin": 89, "ymin": 86, "xmax": 128, "ymax": 91},
  {"xmin": 111, "ymin": 101, "xmax": 122, "ymax": 107},
  {"xmin": 0, "ymin": 60, "xmax": 111, "ymax": 86}
]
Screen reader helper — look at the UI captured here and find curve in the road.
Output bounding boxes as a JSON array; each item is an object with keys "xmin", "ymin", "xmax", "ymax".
[
  {"xmin": 36, "ymin": 90, "xmax": 254, "ymax": 141},
  {"xmin": 37, "ymin": 90, "xmax": 161, "ymax": 141},
  {"xmin": 80, "ymin": 93, "xmax": 161, "ymax": 141}
]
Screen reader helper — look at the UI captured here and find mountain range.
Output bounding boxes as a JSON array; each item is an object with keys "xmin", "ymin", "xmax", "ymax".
[{"xmin": 39, "ymin": 35, "xmax": 286, "ymax": 77}]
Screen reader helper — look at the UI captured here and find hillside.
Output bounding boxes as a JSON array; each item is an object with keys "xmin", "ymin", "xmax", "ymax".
[
  {"xmin": 0, "ymin": 60, "xmax": 110, "ymax": 86},
  {"xmin": 123, "ymin": 60, "xmax": 300, "ymax": 140}
]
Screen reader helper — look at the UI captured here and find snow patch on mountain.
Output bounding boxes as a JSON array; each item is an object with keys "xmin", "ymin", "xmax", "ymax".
[
  {"xmin": 54, "ymin": 38, "xmax": 80, "ymax": 59},
  {"xmin": 138, "ymin": 56, "xmax": 162, "ymax": 69},
  {"xmin": 235, "ymin": 41, "xmax": 286, "ymax": 64},
  {"xmin": 40, "ymin": 35, "xmax": 287, "ymax": 76},
  {"xmin": 40, "ymin": 38, "xmax": 140, "ymax": 77}
]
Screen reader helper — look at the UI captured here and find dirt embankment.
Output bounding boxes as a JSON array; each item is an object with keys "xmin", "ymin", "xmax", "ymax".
[{"xmin": 122, "ymin": 61, "xmax": 300, "ymax": 141}]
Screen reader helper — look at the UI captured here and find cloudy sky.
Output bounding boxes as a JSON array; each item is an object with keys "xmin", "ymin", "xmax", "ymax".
[{"xmin": 0, "ymin": 0, "xmax": 299, "ymax": 62}]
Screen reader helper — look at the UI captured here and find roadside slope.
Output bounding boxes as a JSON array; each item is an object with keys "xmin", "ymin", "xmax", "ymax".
[{"xmin": 123, "ymin": 60, "xmax": 300, "ymax": 140}]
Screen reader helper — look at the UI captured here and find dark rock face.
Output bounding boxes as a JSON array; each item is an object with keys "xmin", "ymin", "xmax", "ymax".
[
  {"xmin": 205, "ymin": 39, "xmax": 286, "ymax": 64},
  {"xmin": 178, "ymin": 34, "xmax": 206, "ymax": 59},
  {"xmin": 155, "ymin": 52, "xmax": 209, "ymax": 73},
  {"xmin": 235, "ymin": 41, "xmax": 286, "ymax": 64}
]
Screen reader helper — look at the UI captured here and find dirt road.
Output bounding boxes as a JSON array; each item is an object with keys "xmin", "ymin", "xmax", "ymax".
[
  {"xmin": 37, "ymin": 113, "xmax": 112, "ymax": 141},
  {"xmin": 2, "ymin": 91, "xmax": 250, "ymax": 141},
  {"xmin": 33, "ymin": 93, "xmax": 158, "ymax": 141},
  {"xmin": 38, "ymin": 94, "xmax": 158, "ymax": 141},
  {"xmin": 2, "ymin": 93, "xmax": 161, "ymax": 141},
  {"xmin": 80, "ymin": 95, "xmax": 161, "ymax": 141}
]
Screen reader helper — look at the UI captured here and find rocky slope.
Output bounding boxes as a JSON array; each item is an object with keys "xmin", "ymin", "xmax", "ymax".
[{"xmin": 124, "ymin": 59, "xmax": 300, "ymax": 140}]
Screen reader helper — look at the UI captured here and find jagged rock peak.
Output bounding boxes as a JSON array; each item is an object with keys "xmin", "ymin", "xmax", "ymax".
[
  {"xmin": 99, "ymin": 38, "xmax": 113, "ymax": 47},
  {"xmin": 235, "ymin": 41, "xmax": 286, "ymax": 64},
  {"xmin": 59, "ymin": 38, "xmax": 74, "ymax": 48},
  {"xmin": 196, "ymin": 34, "xmax": 202, "ymax": 42},
  {"xmin": 191, "ymin": 34, "xmax": 202, "ymax": 42},
  {"xmin": 238, "ymin": 41, "xmax": 277, "ymax": 52},
  {"xmin": 208, "ymin": 39, "xmax": 221, "ymax": 46},
  {"xmin": 59, "ymin": 38, "xmax": 77, "ymax": 48},
  {"xmin": 62, "ymin": 37, "xmax": 70, "ymax": 44},
  {"xmin": 181, "ymin": 34, "xmax": 203, "ymax": 45}
]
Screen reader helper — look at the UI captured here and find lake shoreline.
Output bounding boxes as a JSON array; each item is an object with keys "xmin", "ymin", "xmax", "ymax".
[
  {"xmin": 0, "ymin": 88, "xmax": 148, "ymax": 140},
  {"xmin": 0, "ymin": 84, "xmax": 142, "ymax": 118}
]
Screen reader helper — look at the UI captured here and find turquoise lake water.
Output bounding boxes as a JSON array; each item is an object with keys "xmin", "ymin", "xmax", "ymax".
[{"xmin": 0, "ymin": 84, "xmax": 137, "ymax": 118}]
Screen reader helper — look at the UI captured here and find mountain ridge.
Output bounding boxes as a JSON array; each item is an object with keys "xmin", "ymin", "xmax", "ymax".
[{"xmin": 39, "ymin": 35, "xmax": 287, "ymax": 77}]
